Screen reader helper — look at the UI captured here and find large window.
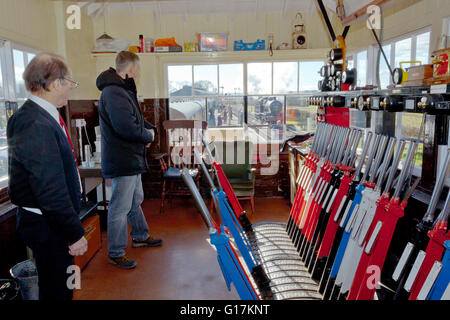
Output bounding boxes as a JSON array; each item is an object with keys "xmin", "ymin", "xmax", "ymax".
[
  {"xmin": 380, "ymin": 29, "xmax": 431, "ymax": 176},
  {"xmin": 415, "ymin": 33, "xmax": 430, "ymax": 64},
  {"xmin": 379, "ymin": 45, "xmax": 392, "ymax": 89},
  {"xmin": 395, "ymin": 112, "xmax": 424, "ymax": 176},
  {"xmin": 194, "ymin": 65, "xmax": 218, "ymax": 95},
  {"xmin": 219, "ymin": 64, "xmax": 243, "ymax": 95},
  {"xmin": 377, "ymin": 28, "xmax": 431, "ymax": 89},
  {"xmin": 346, "ymin": 51, "xmax": 368, "ymax": 87},
  {"xmin": 13, "ymin": 50, "xmax": 27, "ymax": 99},
  {"xmin": 0, "ymin": 62, "xmax": 4, "ymax": 100},
  {"xmin": 356, "ymin": 50, "xmax": 368, "ymax": 87},
  {"xmin": 247, "ymin": 62, "xmax": 272, "ymax": 95},
  {"xmin": 247, "ymin": 96, "xmax": 284, "ymax": 126},
  {"xmin": 168, "ymin": 65, "xmax": 193, "ymax": 96},
  {"xmin": 208, "ymin": 96, "xmax": 244, "ymax": 127},
  {"xmin": 394, "ymin": 38, "xmax": 412, "ymax": 68},
  {"xmin": 0, "ymin": 102, "xmax": 7, "ymax": 184},
  {"xmin": 273, "ymin": 62, "xmax": 297, "ymax": 94},
  {"xmin": 286, "ymin": 96, "xmax": 317, "ymax": 134},
  {"xmin": 299, "ymin": 61, "xmax": 323, "ymax": 91},
  {"xmin": 0, "ymin": 40, "xmax": 38, "ymax": 188},
  {"xmin": 166, "ymin": 60, "xmax": 322, "ymax": 134}
]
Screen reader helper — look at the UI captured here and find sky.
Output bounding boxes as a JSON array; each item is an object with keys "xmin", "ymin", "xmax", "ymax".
[{"xmin": 169, "ymin": 60, "xmax": 324, "ymax": 96}]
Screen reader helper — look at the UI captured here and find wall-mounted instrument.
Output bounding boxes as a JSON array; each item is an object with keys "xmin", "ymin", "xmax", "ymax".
[
  {"xmin": 393, "ymin": 61, "xmax": 422, "ymax": 86},
  {"xmin": 326, "ymin": 95, "xmax": 346, "ymax": 108},
  {"xmin": 357, "ymin": 95, "xmax": 371, "ymax": 111},
  {"xmin": 380, "ymin": 96, "xmax": 405, "ymax": 112},
  {"xmin": 342, "ymin": 69, "xmax": 357, "ymax": 87},
  {"xmin": 417, "ymin": 94, "xmax": 445, "ymax": 112},
  {"xmin": 369, "ymin": 96, "xmax": 381, "ymax": 111},
  {"xmin": 292, "ymin": 13, "xmax": 307, "ymax": 49}
]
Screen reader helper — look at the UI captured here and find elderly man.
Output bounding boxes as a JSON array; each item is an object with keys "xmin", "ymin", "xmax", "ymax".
[
  {"xmin": 96, "ymin": 51, "xmax": 162, "ymax": 270},
  {"xmin": 7, "ymin": 52, "xmax": 88, "ymax": 300}
]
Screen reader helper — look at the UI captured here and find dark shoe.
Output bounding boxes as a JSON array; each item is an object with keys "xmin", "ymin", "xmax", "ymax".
[
  {"xmin": 132, "ymin": 236, "xmax": 163, "ymax": 248},
  {"xmin": 108, "ymin": 255, "xmax": 137, "ymax": 269}
]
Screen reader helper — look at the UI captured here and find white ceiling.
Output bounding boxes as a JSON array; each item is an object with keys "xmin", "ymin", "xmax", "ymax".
[{"xmin": 79, "ymin": 0, "xmax": 339, "ymax": 20}]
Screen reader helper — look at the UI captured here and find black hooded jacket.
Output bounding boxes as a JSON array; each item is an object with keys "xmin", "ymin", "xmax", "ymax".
[{"xmin": 96, "ymin": 67, "xmax": 157, "ymax": 178}]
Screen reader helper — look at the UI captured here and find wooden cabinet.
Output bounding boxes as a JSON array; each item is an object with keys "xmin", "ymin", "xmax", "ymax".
[
  {"xmin": 0, "ymin": 206, "xmax": 27, "ymax": 278},
  {"xmin": 74, "ymin": 215, "xmax": 101, "ymax": 270}
]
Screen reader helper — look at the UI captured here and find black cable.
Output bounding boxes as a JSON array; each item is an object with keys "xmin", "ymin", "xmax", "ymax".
[
  {"xmin": 317, "ymin": 0, "xmax": 336, "ymax": 42},
  {"xmin": 342, "ymin": 26, "xmax": 350, "ymax": 39},
  {"xmin": 367, "ymin": 17, "xmax": 394, "ymax": 84}
]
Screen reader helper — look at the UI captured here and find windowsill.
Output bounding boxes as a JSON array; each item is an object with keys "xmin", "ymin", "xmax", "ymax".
[
  {"xmin": 0, "ymin": 200, "xmax": 16, "ymax": 222},
  {"xmin": 0, "ymin": 181, "xmax": 8, "ymax": 190}
]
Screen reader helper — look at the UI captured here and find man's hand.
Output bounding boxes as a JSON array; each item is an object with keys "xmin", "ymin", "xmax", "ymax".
[
  {"xmin": 69, "ymin": 236, "xmax": 88, "ymax": 256},
  {"xmin": 147, "ymin": 128, "xmax": 155, "ymax": 148},
  {"xmin": 148, "ymin": 128, "xmax": 155, "ymax": 138}
]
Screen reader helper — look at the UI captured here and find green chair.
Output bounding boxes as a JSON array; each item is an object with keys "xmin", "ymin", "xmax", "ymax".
[{"xmin": 212, "ymin": 140, "xmax": 256, "ymax": 213}]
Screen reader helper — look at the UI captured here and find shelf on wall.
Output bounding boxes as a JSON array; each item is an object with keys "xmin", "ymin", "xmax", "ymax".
[{"xmin": 91, "ymin": 48, "xmax": 330, "ymax": 59}]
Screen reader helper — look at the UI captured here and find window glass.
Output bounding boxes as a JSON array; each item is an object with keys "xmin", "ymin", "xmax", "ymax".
[
  {"xmin": 394, "ymin": 38, "xmax": 412, "ymax": 68},
  {"xmin": 219, "ymin": 64, "xmax": 243, "ymax": 95},
  {"xmin": 13, "ymin": 50, "xmax": 27, "ymax": 98},
  {"xmin": 247, "ymin": 62, "xmax": 272, "ymax": 95},
  {"xmin": 416, "ymin": 32, "xmax": 430, "ymax": 64},
  {"xmin": 194, "ymin": 65, "xmax": 218, "ymax": 96},
  {"xmin": 0, "ymin": 101, "xmax": 7, "ymax": 183},
  {"xmin": 397, "ymin": 112, "xmax": 424, "ymax": 168},
  {"xmin": 28, "ymin": 53, "xmax": 36, "ymax": 62},
  {"xmin": 286, "ymin": 96, "xmax": 317, "ymax": 133},
  {"xmin": 357, "ymin": 51, "xmax": 367, "ymax": 87},
  {"xmin": 247, "ymin": 96, "xmax": 284, "ymax": 126},
  {"xmin": 379, "ymin": 45, "xmax": 392, "ymax": 89},
  {"xmin": 273, "ymin": 62, "xmax": 298, "ymax": 94},
  {"xmin": 0, "ymin": 62, "xmax": 4, "ymax": 99},
  {"xmin": 299, "ymin": 61, "xmax": 323, "ymax": 91},
  {"xmin": 168, "ymin": 97, "xmax": 206, "ymax": 121},
  {"xmin": 347, "ymin": 56, "xmax": 354, "ymax": 69},
  {"xmin": 207, "ymin": 97, "xmax": 244, "ymax": 128},
  {"xmin": 168, "ymin": 65, "xmax": 192, "ymax": 97}
]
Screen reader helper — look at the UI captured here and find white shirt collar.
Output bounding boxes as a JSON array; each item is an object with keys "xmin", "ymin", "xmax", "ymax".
[{"xmin": 29, "ymin": 94, "xmax": 62, "ymax": 128}]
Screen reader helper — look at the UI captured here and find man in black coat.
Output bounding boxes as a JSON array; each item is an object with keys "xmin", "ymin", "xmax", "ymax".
[
  {"xmin": 96, "ymin": 51, "xmax": 162, "ymax": 270},
  {"xmin": 7, "ymin": 52, "xmax": 88, "ymax": 300}
]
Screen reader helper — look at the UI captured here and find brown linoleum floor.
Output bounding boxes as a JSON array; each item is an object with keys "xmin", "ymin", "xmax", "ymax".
[{"xmin": 73, "ymin": 197, "xmax": 291, "ymax": 300}]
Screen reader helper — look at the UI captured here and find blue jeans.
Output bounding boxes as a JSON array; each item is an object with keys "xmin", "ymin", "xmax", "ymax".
[{"xmin": 107, "ymin": 174, "xmax": 149, "ymax": 258}]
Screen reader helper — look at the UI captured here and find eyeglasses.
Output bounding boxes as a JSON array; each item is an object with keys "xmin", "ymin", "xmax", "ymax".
[{"xmin": 61, "ymin": 78, "xmax": 79, "ymax": 89}]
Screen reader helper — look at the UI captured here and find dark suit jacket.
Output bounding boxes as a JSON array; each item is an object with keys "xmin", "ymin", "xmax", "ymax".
[{"xmin": 7, "ymin": 99, "xmax": 85, "ymax": 246}]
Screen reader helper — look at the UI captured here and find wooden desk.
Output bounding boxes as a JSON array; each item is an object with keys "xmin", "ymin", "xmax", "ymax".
[{"xmin": 79, "ymin": 163, "xmax": 107, "ymax": 210}]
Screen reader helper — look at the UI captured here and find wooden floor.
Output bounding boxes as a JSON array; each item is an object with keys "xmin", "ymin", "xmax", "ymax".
[{"xmin": 73, "ymin": 197, "xmax": 291, "ymax": 300}]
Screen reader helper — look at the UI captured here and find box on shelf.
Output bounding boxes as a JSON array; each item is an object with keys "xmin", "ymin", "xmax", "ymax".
[
  {"xmin": 184, "ymin": 42, "xmax": 197, "ymax": 52},
  {"xmin": 154, "ymin": 46, "xmax": 183, "ymax": 53},
  {"xmin": 197, "ymin": 32, "xmax": 228, "ymax": 52},
  {"xmin": 234, "ymin": 40, "xmax": 265, "ymax": 51},
  {"xmin": 426, "ymin": 48, "xmax": 450, "ymax": 85},
  {"xmin": 74, "ymin": 215, "xmax": 101, "ymax": 270},
  {"xmin": 403, "ymin": 64, "xmax": 433, "ymax": 87}
]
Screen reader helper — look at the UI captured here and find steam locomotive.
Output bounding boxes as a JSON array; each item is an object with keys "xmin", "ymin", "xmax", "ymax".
[{"xmin": 255, "ymin": 97, "xmax": 284, "ymax": 125}]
